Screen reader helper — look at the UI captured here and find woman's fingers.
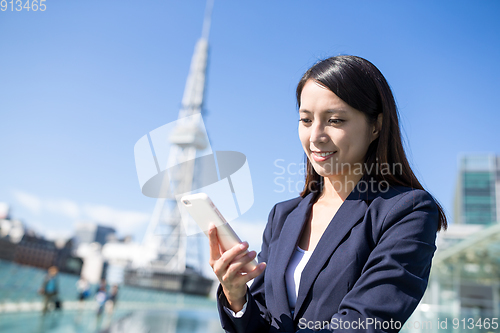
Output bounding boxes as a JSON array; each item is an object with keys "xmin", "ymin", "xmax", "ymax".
[
  {"xmin": 212, "ymin": 241, "xmax": 249, "ymax": 276},
  {"xmin": 220, "ymin": 252, "xmax": 266, "ymax": 297},
  {"xmin": 244, "ymin": 262, "xmax": 267, "ymax": 282},
  {"xmin": 223, "ymin": 250, "xmax": 266, "ymax": 281},
  {"xmin": 207, "ymin": 223, "xmax": 265, "ymax": 288},
  {"xmin": 230, "ymin": 261, "xmax": 267, "ymax": 286},
  {"xmin": 208, "ymin": 223, "xmax": 222, "ymax": 267},
  {"xmin": 223, "ymin": 250, "xmax": 256, "ymax": 277}
]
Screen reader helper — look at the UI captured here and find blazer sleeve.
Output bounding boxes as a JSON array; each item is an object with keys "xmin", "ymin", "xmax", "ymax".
[
  {"xmin": 299, "ymin": 189, "xmax": 439, "ymax": 333},
  {"xmin": 216, "ymin": 204, "xmax": 276, "ymax": 333}
]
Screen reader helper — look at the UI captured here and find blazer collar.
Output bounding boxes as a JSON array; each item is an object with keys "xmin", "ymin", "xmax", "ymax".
[
  {"xmin": 271, "ymin": 191, "xmax": 316, "ymax": 319},
  {"xmin": 271, "ymin": 176, "xmax": 375, "ymax": 321}
]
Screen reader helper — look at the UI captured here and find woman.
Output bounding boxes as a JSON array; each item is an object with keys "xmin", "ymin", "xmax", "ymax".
[{"xmin": 209, "ymin": 55, "xmax": 447, "ymax": 333}]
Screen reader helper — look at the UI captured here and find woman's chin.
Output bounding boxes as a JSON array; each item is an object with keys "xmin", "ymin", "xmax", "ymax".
[{"xmin": 312, "ymin": 167, "xmax": 338, "ymax": 178}]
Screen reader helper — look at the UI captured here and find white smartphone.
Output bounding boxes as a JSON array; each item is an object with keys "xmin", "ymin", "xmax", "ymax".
[{"xmin": 180, "ymin": 193, "xmax": 258, "ymax": 271}]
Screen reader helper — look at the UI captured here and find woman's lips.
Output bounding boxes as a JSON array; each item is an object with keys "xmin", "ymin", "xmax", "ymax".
[{"xmin": 311, "ymin": 151, "xmax": 336, "ymax": 162}]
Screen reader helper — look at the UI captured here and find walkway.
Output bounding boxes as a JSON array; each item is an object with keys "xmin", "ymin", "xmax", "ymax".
[{"xmin": 0, "ymin": 260, "xmax": 223, "ymax": 333}]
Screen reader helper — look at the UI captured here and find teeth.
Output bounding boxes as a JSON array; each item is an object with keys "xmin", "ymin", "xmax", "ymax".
[{"xmin": 317, "ymin": 152, "xmax": 334, "ymax": 157}]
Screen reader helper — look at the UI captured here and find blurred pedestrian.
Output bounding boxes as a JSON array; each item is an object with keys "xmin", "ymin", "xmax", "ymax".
[
  {"xmin": 76, "ymin": 276, "xmax": 90, "ymax": 310},
  {"xmin": 105, "ymin": 284, "xmax": 119, "ymax": 314},
  {"xmin": 95, "ymin": 278, "xmax": 107, "ymax": 294},
  {"xmin": 39, "ymin": 266, "xmax": 59, "ymax": 315},
  {"xmin": 95, "ymin": 278, "xmax": 107, "ymax": 317}
]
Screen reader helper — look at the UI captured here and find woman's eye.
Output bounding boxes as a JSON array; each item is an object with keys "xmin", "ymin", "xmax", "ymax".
[
  {"xmin": 299, "ymin": 118, "xmax": 312, "ymax": 124},
  {"xmin": 329, "ymin": 119, "xmax": 344, "ymax": 124}
]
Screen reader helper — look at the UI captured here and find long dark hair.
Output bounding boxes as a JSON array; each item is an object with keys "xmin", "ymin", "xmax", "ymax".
[{"xmin": 296, "ymin": 55, "xmax": 447, "ymax": 231}]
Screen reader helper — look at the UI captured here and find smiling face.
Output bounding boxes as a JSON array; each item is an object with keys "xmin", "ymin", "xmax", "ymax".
[{"xmin": 298, "ymin": 80, "xmax": 379, "ymax": 180}]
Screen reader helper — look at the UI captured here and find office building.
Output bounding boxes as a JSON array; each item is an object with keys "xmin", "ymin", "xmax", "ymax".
[
  {"xmin": 454, "ymin": 154, "xmax": 500, "ymax": 225},
  {"xmin": 74, "ymin": 222, "xmax": 116, "ymax": 246}
]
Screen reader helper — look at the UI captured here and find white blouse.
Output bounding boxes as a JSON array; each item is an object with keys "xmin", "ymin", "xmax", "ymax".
[{"xmin": 285, "ymin": 246, "xmax": 313, "ymax": 310}]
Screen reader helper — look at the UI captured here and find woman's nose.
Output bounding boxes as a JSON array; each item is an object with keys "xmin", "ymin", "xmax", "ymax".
[{"xmin": 309, "ymin": 122, "xmax": 329, "ymax": 144}]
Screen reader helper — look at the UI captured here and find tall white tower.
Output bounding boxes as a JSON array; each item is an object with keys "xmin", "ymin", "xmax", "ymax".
[{"xmin": 138, "ymin": 0, "xmax": 214, "ymax": 277}]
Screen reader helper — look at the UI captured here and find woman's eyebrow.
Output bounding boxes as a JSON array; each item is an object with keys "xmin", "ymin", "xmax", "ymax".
[
  {"xmin": 325, "ymin": 109, "xmax": 348, "ymax": 114},
  {"xmin": 298, "ymin": 109, "xmax": 348, "ymax": 114}
]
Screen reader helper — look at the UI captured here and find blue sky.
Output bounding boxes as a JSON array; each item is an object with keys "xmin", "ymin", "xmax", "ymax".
[{"xmin": 1, "ymin": 0, "xmax": 499, "ymax": 250}]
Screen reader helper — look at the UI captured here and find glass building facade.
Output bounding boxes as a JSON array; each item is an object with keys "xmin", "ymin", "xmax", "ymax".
[{"xmin": 454, "ymin": 154, "xmax": 500, "ymax": 225}]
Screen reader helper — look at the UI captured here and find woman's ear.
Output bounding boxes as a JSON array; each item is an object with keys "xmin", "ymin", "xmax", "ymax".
[{"xmin": 371, "ymin": 113, "xmax": 383, "ymax": 141}]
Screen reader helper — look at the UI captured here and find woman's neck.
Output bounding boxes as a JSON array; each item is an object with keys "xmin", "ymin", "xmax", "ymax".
[{"xmin": 319, "ymin": 173, "xmax": 364, "ymax": 202}]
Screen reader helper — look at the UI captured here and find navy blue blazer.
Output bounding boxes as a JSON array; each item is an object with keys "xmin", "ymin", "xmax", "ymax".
[{"xmin": 217, "ymin": 182, "xmax": 439, "ymax": 333}]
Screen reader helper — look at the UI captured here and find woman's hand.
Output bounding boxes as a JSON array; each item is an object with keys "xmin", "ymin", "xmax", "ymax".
[{"xmin": 208, "ymin": 223, "xmax": 266, "ymax": 312}]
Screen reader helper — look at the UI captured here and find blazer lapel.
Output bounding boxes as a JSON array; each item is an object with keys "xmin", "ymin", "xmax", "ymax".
[
  {"xmin": 271, "ymin": 192, "xmax": 316, "ymax": 319},
  {"xmin": 293, "ymin": 186, "xmax": 370, "ymax": 320}
]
